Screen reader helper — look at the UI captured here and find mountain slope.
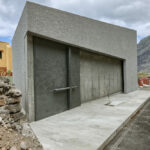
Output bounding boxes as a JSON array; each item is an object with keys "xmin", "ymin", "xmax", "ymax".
[{"xmin": 137, "ymin": 36, "xmax": 150, "ymax": 72}]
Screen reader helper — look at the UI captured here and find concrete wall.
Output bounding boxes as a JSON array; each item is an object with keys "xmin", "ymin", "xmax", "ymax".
[
  {"xmin": 80, "ymin": 51, "xmax": 123, "ymax": 103},
  {"xmin": 12, "ymin": 5, "xmax": 28, "ymax": 111},
  {"xmin": 25, "ymin": 2, "xmax": 137, "ymax": 93}
]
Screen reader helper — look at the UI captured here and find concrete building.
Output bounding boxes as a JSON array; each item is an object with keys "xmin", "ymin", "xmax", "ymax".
[
  {"xmin": 0, "ymin": 41, "xmax": 12, "ymax": 75},
  {"xmin": 12, "ymin": 2, "xmax": 137, "ymax": 122}
]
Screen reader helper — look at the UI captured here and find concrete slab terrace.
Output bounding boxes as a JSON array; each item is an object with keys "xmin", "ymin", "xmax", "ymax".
[{"xmin": 30, "ymin": 90, "xmax": 150, "ymax": 150}]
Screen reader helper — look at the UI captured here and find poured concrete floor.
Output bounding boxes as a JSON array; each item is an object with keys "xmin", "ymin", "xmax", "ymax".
[{"xmin": 30, "ymin": 90, "xmax": 150, "ymax": 150}]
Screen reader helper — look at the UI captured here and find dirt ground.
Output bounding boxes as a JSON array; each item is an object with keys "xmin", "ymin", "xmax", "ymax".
[
  {"xmin": 0, "ymin": 77, "xmax": 43, "ymax": 150},
  {"xmin": 0, "ymin": 125, "xmax": 43, "ymax": 150}
]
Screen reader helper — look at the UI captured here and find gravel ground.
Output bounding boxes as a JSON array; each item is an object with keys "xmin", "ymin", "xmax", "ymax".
[{"xmin": 0, "ymin": 123, "xmax": 43, "ymax": 150}]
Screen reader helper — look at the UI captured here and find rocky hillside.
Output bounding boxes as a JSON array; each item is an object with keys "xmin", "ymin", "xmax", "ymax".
[{"xmin": 137, "ymin": 36, "xmax": 150, "ymax": 72}]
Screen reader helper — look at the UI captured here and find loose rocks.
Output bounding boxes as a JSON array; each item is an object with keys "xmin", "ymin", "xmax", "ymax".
[
  {"xmin": 20, "ymin": 141, "xmax": 28, "ymax": 150},
  {"xmin": 10, "ymin": 146, "xmax": 18, "ymax": 150}
]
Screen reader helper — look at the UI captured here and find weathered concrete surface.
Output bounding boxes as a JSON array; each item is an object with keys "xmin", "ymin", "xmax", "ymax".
[
  {"xmin": 80, "ymin": 51, "xmax": 122, "ymax": 103},
  {"xmin": 104, "ymin": 92, "xmax": 150, "ymax": 150},
  {"xmin": 30, "ymin": 90, "xmax": 150, "ymax": 150}
]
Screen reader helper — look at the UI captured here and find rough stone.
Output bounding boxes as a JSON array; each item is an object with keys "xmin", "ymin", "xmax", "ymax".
[
  {"xmin": 6, "ymin": 88, "xmax": 22, "ymax": 97},
  {"xmin": 20, "ymin": 141, "xmax": 28, "ymax": 150},
  {"xmin": 0, "ymin": 77, "xmax": 10, "ymax": 84},
  {"xmin": 0, "ymin": 82, "xmax": 11, "ymax": 92},
  {"xmin": 10, "ymin": 146, "xmax": 18, "ymax": 150},
  {"xmin": 15, "ymin": 124, "xmax": 23, "ymax": 132},
  {"xmin": 5, "ymin": 104, "xmax": 21, "ymax": 113},
  {"xmin": 0, "ymin": 95, "xmax": 7, "ymax": 106},
  {"xmin": 0, "ymin": 95, "xmax": 7, "ymax": 100},
  {"xmin": 7, "ymin": 97, "xmax": 21, "ymax": 104},
  {"xmin": 0, "ymin": 106, "xmax": 9, "ymax": 114},
  {"xmin": 0, "ymin": 78, "xmax": 24, "ymax": 129},
  {"xmin": 10, "ymin": 112, "xmax": 24, "ymax": 122},
  {"xmin": 0, "ymin": 82, "xmax": 5, "ymax": 88},
  {"xmin": 0, "ymin": 117, "xmax": 3, "ymax": 125},
  {"xmin": 0, "ymin": 88, "xmax": 3, "ymax": 94},
  {"xmin": 0, "ymin": 99, "xmax": 5, "ymax": 106}
]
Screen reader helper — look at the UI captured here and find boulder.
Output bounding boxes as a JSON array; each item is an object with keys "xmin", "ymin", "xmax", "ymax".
[
  {"xmin": 6, "ymin": 88, "xmax": 22, "ymax": 97},
  {"xmin": 7, "ymin": 97, "xmax": 21, "ymax": 104},
  {"xmin": 0, "ymin": 82, "xmax": 5, "ymax": 88},
  {"xmin": 5, "ymin": 104, "xmax": 21, "ymax": 113},
  {"xmin": 0, "ymin": 88, "xmax": 4, "ymax": 94},
  {"xmin": 10, "ymin": 146, "xmax": 18, "ymax": 150},
  {"xmin": 20, "ymin": 141, "xmax": 28, "ymax": 150},
  {"xmin": 0, "ymin": 106, "xmax": 9, "ymax": 114},
  {"xmin": 0, "ymin": 77, "xmax": 10, "ymax": 84},
  {"xmin": 0, "ymin": 95, "xmax": 7, "ymax": 106},
  {"xmin": 10, "ymin": 112, "xmax": 24, "ymax": 122}
]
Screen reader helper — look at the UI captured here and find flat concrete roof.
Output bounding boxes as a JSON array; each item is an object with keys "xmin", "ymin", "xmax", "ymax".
[{"xmin": 30, "ymin": 90, "xmax": 150, "ymax": 150}]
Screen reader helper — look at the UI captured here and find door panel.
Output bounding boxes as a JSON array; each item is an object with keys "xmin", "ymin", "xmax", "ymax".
[
  {"xmin": 33, "ymin": 37, "xmax": 68, "ymax": 120},
  {"xmin": 33, "ymin": 37, "xmax": 80, "ymax": 120}
]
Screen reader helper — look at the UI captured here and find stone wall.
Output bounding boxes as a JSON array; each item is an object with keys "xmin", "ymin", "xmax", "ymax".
[{"xmin": 0, "ymin": 77, "xmax": 24, "ymax": 130}]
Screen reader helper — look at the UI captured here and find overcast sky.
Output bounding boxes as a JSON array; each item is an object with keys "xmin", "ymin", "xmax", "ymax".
[{"xmin": 0, "ymin": 0, "xmax": 150, "ymax": 44}]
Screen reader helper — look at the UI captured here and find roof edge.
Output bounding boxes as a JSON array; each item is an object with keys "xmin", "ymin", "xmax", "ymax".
[{"xmin": 26, "ymin": 1, "xmax": 136, "ymax": 32}]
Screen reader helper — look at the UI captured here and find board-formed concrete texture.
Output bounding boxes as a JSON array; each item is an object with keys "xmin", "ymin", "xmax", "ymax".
[
  {"xmin": 30, "ymin": 90, "xmax": 150, "ymax": 150},
  {"xmin": 12, "ymin": 1, "xmax": 137, "ymax": 121},
  {"xmin": 80, "ymin": 51, "xmax": 123, "ymax": 103}
]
